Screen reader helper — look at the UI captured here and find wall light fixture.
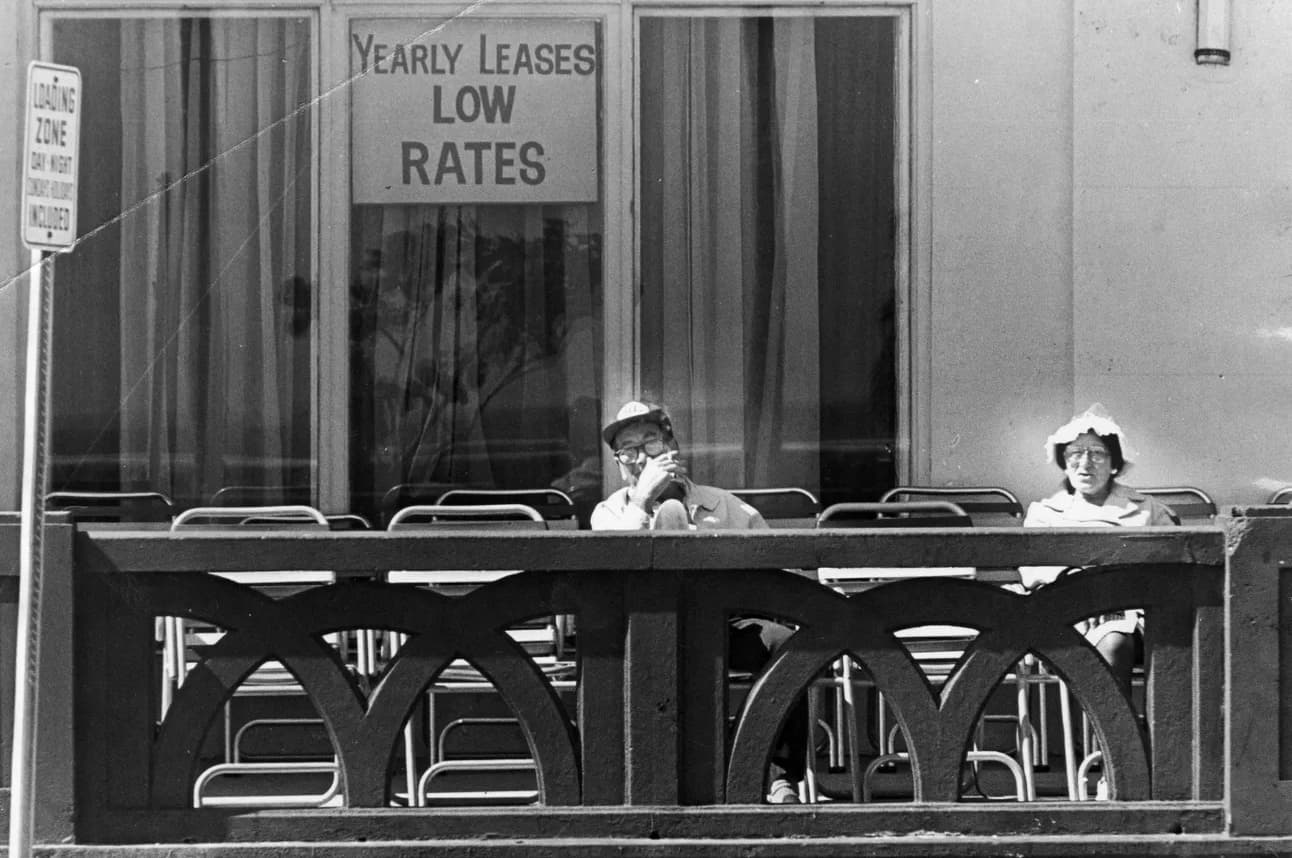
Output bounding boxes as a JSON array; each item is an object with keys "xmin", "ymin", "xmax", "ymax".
[{"xmin": 1195, "ymin": 0, "xmax": 1231, "ymax": 65}]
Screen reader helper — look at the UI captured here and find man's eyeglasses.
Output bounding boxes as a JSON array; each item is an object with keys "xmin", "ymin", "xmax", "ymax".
[
  {"xmin": 1063, "ymin": 446, "xmax": 1110, "ymax": 465},
  {"xmin": 613, "ymin": 439, "xmax": 669, "ymax": 465}
]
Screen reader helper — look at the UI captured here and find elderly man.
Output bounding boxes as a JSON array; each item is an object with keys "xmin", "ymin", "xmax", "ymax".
[
  {"xmin": 592, "ymin": 400, "xmax": 808, "ymax": 803},
  {"xmin": 591, "ymin": 401, "xmax": 766, "ymax": 531}
]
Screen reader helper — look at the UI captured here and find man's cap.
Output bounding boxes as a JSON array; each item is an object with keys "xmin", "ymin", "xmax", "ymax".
[{"xmin": 602, "ymin": 401, "xmax": 672, "ymax": 448}]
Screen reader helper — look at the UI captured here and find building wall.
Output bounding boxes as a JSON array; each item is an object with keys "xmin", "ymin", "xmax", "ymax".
[
  {"xmin": 0, "ymin": 1, "xmax": 1289, "ymax": 511},
  {"xmin": 927, "ymin": 0, "xmax": 1076, "ymax": 507},
  {"xmin": 928, "ymin": 0, "xmax": 1292, "ymax": 510},
  {"xmin": 1071, "ymin": 0, "xmax": 1292, "ymax": 510}
]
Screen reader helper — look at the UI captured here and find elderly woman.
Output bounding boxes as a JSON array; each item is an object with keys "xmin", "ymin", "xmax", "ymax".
[{"xmin": 1021, "ymin": 405, "xmax": 1177, "ymax": 694}]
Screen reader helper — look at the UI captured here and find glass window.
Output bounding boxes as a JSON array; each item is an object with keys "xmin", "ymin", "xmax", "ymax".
[
  {"xmin": 48, "ymin": 16, "xmax": 315, "ymax": 508},
  {"xmin": 639, "ymin": 15, "xmax": 899, "ymax": 505},
  {"xmin": 347, "ymin": 19, "xmax": 605, "ymax": 525}
]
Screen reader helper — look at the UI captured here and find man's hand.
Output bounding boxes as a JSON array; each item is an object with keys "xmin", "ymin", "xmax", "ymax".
[{"xmin": 627, "ymin": 450, "xmax": 687, "ymax": 510}]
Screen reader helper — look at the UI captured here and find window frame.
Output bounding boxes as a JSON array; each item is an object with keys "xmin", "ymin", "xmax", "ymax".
[{"xmin": 39, "ymin": 3, "xmax": 323, "ymax": 502}]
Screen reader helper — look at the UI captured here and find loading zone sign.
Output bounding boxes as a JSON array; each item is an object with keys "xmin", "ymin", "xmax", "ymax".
[{"xmin": 22, "ymin": 61, "xmax": 81, "ymax": 251}]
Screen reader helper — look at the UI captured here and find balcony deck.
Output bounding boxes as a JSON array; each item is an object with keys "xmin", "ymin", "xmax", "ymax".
[{"xmin": 2, "ymin": 510, "xmax": 1292, "ymax": 856}]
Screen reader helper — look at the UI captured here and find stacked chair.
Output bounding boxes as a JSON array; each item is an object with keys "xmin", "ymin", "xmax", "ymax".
[
  {"xmin": 1136, "ymin": 486, "xmax": 1217, "ymax": 524},
  {"xmin": 881, "ymin": 486, "xmax": 1086, "ymax": 795},
  {"xmin": 377, "ymin": 482, "xmax": 473, "ymax": 528},
  {"xmin": 878, "ymin": 486, "xmax": 1024, "ymax": 526},
  {"xmin": 208, "ymin": 485, "xmax": 312, "ymax": 507},
  {"xmin": 731, "ymin": 487, "xmax": 821, "ymax": 528},
  {"xmin": 166, "ymin": 504, "xmax": 347, "ymax": 807},
  {"xmin": 45, "ymin": 489, "xmax": 175, "ymax": 523},
  {"xmin": 1069, "ymin": 485, "xmax": 1216, "ymax": 799},
  {"xmin": 434, "ymin": 488, "xmax": 580, "ymax": 530},
  {"xmin": 815, "ymin": 493, "xmax": 1054, "ymax": 802},
  {"xmin": 385, "ymin": 501, "xmax": 576, "ymax": 806}
]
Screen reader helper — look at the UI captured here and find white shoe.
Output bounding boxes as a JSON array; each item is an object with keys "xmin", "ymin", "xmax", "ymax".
[{"xmin": 767, "ymin": 778, "xmax": 801, "ymax": 804}]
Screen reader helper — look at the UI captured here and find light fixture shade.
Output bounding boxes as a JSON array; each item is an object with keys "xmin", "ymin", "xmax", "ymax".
[{"xmin": 1196, "ymin": 0, "xmax": 1231, "ymax": 65}]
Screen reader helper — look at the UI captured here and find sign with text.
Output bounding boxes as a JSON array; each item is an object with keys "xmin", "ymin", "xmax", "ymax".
[
  {"xmin": 22, "ymin": 61, "xmax": 81, "ymax": 250},
  {"xmin": 351, "ymin": 19, "xmax": 598, "ymax": 205}
]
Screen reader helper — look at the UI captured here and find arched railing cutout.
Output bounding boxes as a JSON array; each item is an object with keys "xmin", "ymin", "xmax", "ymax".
[
  {"xmin": 724, "ymin": 566, "xmax": 1219, "ymax": 803},
  {"xmin": 148, "ymin": 575, "xmax": 584, "ymax": 807}
]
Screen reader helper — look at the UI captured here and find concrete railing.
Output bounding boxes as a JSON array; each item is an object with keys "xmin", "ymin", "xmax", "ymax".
[{"xmin": 1, "ymin": 509, "xmax": 1290, "ymax": 853}]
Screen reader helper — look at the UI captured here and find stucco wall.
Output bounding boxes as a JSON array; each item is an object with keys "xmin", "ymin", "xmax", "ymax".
[
  {"xmin": 929, "ymin": 0, "xmax": 1292, "ymax": 511},
  {"xmin": 927, "ymin": 0, "xmax": 1077, "ymax": 507},
  {"xmin": 1072, "ymin": 0, "xmax": 1292, "ymax": 509}
]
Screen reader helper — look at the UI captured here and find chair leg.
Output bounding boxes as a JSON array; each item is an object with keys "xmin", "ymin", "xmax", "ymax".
[
  {"xmin": 1058, "ymin": 679, "xmax": 1079, "ymax": 800},
  {"xmin": 1013, "ymin": 663, "xmax": 1037, "ymax": 801},
  {"xmin": 223, "ymin": 703, "xmax": 234, "ymax": 763},
  {"xmin": 802, "ymin": 688, "xmax": 821, "ymax": 803},
  {"xmin": 841, "ymin": 659, "xmax": 864, "ymax": 802},
  {"xmin": 832, "ymin": 681, "xmax": 846, "ymax": 768},
  {"xmin": 876, "ymin": 687, "xmax": 889, "ymax": 757},
  {"xmin": 1036, "ymin": 678, "xmax": 1049, "ymax": 766},
  {"xmin": 1077, "ymin": 749, "xmax": 1103, "ymax": 801},
  {"xmin": 389, "ymin": 631, "xmax": 421, "ymax": 807},
  {"xmin": 404, "ymin": 721, "xmax": 419, "ymax": 806}
]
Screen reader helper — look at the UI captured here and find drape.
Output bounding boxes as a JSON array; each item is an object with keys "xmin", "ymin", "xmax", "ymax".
[
  {"xmin": 640, "ymin": 18, "xmax": 823, "ymax": 491},
  {"xmin": 116, "ymin": 19, "xmax": 313, "ymax": 507}
]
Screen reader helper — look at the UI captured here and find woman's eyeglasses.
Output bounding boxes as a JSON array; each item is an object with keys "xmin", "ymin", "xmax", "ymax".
[
  {"xmin": 613, "ymin": 439, "xmax": 669, "ymax": 465},
  {"xmin": 1064, "ymin": 446, "xmax": 1110, "ymax": 465}
]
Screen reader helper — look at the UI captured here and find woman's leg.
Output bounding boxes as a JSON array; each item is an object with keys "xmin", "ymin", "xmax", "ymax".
[{"xmin": 1094, "ymin": 630, "xmax": 1136, "ymax": 699}]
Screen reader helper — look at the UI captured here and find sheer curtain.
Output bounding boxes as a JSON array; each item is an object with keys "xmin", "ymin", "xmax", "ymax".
[
  {"xmin": 349, "ymin": 204, "xmax": 602, "ymax": 520},
  {"xmin": 115, "ymin": 19, "xmax": 313, "ymax": 507},
  {"xmin": 640, "ymin": 16, "xmax": 897, "ymax": 502},
  {"xmin": 640, "ymin": 18, "xmax": 822, "ymax": 491}
]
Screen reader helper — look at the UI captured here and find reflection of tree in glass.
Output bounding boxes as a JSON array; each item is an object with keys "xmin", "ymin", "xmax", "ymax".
[{"xmin": 351, "ymin": 210, "xmax": 600, "ymax": 490}]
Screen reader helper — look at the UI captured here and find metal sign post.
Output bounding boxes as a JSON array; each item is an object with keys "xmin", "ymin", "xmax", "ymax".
[
  {"xmin": 10, "ymin": 60, "xmax": 80, "ymax": 858},
  {"xmin": 9, "ymin": 252, "xmax": 54, "ymax": 858}
]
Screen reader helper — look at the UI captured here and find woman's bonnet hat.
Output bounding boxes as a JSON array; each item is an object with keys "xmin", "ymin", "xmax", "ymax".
[{"xmin": 1043, "ymin": 403, "xmax": 1136, "ymax": 467}]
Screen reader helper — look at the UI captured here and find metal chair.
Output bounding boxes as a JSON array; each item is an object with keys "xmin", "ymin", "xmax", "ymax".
[
  {"xmin": 388, "ymin": 503, "xmax": 549, "ymax": 536},
  {"xmin": 385, "ymin": 504, "xmax": 574, "ymax": 806},
  {"xmin": 815, "ymin": 500, "xmax": 1039, "ymax": 801},
  {"xmin": 208, "ymin": 485, "xmax": 312, "ymax": 507},
  {"xmin": 45, "ymin": 489, "xmax": 175, "ymax": 522},
  {"xmin": 815, "ymin": 501, "xmax": 976, "ymax": 592},
  {"xmin": 876, "ymin": 487, "xmax": 1077, "ymax": 787},
  {"xmin": 434, "ymin": 489, "xmax": 580, "ymax": 530},
  {"xmin": 1135, "ymin": 486, "xmax": 1217, "ymax": 524},
  {"xmin": 731, "ymin": 487, "xmax": 821, "ymax": 528},
  {"xmin": 165, "ymin": 505, "xmax": 345, "ymax": 807},
  {"xmin": 879, "ymin": 486, "xmax": 1024, "ymax": 526},
  {"xmin": 326, "ymin": 513, "xmax": 375, "ymax": 531},
  {"xmin": 818, "ymin": 499, "xmax": 974, "ymax": 530},
  {"xmin": 1061, "ymin": 487, "xmax": 1211, "ymax": 798},
  {"xmin": 377, "ymin": 482, "xmax": 470, "ymax": 527}
]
